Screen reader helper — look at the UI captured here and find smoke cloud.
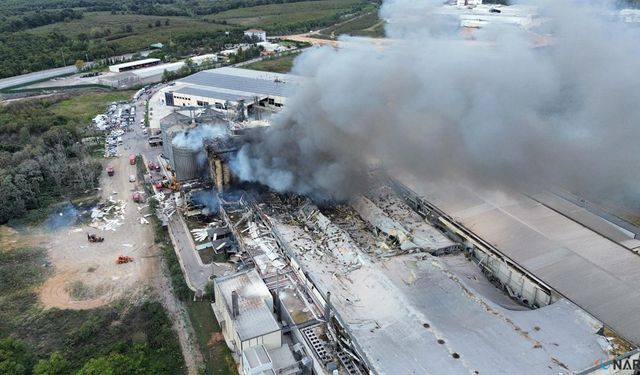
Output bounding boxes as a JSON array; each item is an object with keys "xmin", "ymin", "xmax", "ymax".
[
  {"xmin": 173, "ymin": 124, "xmax": 229, "ymax": 169},
  {"xmin": 231, "ymin": 0, "xmax": 640, "ymax": 204},
  {"xmin": 172, "ymin": 124, "xmax": 228, "ymax": 150}
]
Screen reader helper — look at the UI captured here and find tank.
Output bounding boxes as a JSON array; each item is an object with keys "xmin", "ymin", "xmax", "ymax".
[{"xmin": 172, "ymin": 144, "xmax": 199, "ymax": 181}]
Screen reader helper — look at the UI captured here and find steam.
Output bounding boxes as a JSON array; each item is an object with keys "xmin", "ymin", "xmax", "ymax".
[
  {"xmin": 173, "ymin": 124, "xmax": 229, "ymax": 170},
  {"xmin": 172, "ymin": 124, "xmax": 227, "ymax": 151},
  {"xmin": 231, "ymin": 0, "xmax": 640, "ymax": 204}
]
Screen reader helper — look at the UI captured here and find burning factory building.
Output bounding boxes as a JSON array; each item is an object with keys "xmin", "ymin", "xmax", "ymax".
[{"xmin": 150, "ymin": 0, "xmax": 640, "ymax": 370}]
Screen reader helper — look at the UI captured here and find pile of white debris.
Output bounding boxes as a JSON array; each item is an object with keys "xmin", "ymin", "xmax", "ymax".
[{"xmin": 89, "ymin": 199, "xmax": 127, "ymax": 231}]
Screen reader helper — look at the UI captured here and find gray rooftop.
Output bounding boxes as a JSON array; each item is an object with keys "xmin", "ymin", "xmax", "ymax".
[
  {"xmin": 179, "ymin": 70, "xmax": 292, "ymax": 97},
  {"xmin": 274, "ymin": 222, "xmax": 607, "ymax": 375},
  {"xmin": 243, "ymin": 345, "xmax": 271, "ymax": 369},
  {"xmin": 395, "ymin": 173, "xmax": 640, "ymax": 344},
  {"xmin": 174, "ymin": 86, "xmax": 254, "ymax": 103},
  {"xmin": 216, "ymin": 269, "xmax": 281, "ymax": 341}
]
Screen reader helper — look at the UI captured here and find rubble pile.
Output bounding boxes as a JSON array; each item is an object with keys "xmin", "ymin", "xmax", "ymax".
[{"xmin": 89, "ymin": 199, "xmax": 127, "ymax": 231}]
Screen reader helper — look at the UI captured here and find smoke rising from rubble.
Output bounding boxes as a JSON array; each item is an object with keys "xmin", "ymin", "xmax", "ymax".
[{"xmin": 232, "ymin": 0, "xmax": 640, "ymax": 203}]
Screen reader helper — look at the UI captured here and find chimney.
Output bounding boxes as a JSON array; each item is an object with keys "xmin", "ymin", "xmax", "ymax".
[
  {"xmin": 324, "ymin": 291, "xmax": 331, "ymax": 327},
  {"xmin": 232, "ymin": 290, "xmax": 239, "ymax": 318}
]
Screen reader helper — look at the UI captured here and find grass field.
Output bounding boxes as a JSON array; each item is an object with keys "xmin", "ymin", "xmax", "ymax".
[
  {"xmin": 187, "ymin": 300, "xmax": 236, "ymax": 375},
  {"xmin": 27, "ymin": 12, "xmax": 224, "ymax": 52},
  {"xmin": 207, "ymin": 0, "xmax": 370, "ymax": 32},
  {"xmin": 51, "ymin": 90, "xmax": 135, "ymax": 125},
  {"xmin": 320, "ymin": 11, "xmax": 385, "ymax": 38},
  {"xmin": 243, "ymin": 51, "xmax": 301, "ymax": 73},
  {"xmin": 0, "ymin": 245, "xmax": 185, "ymax": 373}
]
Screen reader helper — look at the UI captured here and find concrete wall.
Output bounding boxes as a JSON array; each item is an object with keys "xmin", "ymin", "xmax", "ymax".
[
  {"xmin": 213, "ymin": 285, "xmax": 242, "ymax": 353},
  {"xmin": 172, "ymin": 92, "xmax": 231, "ymax": 109},
  {"xmin": 241, "ymin": 330, "xmax": 281, "ymax": 353}
]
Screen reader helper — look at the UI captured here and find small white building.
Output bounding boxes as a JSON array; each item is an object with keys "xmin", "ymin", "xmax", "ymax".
[
  {"xmin": 245, "ymin": 28, "xmax": 267, "ymax": 42},
  {"xmin": 212, "ymin": 269, "xmax": 282, "ymax": 355}
]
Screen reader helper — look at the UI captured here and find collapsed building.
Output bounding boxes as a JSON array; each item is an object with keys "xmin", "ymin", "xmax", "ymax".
[
  {"xmin": 147, "ymin": 112, "xmax": 640, "ymax": 374},
  {"xmin": 195, "ymin": 135, "xmax": 632, "ymax": 374}
]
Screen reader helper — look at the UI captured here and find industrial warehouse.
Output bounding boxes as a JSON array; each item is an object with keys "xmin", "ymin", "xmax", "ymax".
[
  {"xmin": 164, "ymin": 67, "xmax": 298, "ymax": 112},
  {"xmin": 135, "ymin": 66, "xmax": 640, "ymax": 375}
]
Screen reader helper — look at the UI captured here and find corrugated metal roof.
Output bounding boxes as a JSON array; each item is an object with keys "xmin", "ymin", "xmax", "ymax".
[
  {"xmin": 174, "ymin": 86, "xmax": 253, "ymax": 103},
  {"xmin": 110, "ymin": 58, "xmax": 160, "ymax": 69},
  {"xmin": 180, "ymin": 70, "xmax": 291, "ymax": 97},
  {"xmin": 395, "ymin": 174, "xmax": 640, "ymax": 344},
  {"xmin": 216, "ymin": 269, "xmax": 280, "ymax": 341}
]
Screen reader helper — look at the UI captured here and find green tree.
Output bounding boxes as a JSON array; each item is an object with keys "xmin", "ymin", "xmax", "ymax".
[
  {"xmin": 33, "ymin": 352, "xmax": 69, "ymax": 375},
  {"xmin": 75, "ymin": 59, "xmax": 85, "ymax": 71},
  {"xmin": 0, "ymin": 337, "xmax": 32, "ymax": 375},
  {"xmin": 77, "ymin": 352, "xmax": 141, "ymax": 375}
]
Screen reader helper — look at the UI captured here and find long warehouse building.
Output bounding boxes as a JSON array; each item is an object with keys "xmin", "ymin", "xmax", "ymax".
[
  {"xmin": 166, "ymin": 67, "xmax": 300, "ymax": 111},
  {"xmin": 394, "ymin": 172, "xmax": 640, "ymax": 345}
]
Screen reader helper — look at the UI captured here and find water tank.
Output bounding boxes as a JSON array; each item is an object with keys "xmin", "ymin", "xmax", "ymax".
[{"xmin": 172, "ymin": 144, "xmax": 199, "ymax": 181}]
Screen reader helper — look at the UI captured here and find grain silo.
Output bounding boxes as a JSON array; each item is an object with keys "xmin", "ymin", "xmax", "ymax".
[
  {"xmin": 172, "ymin": 144, "xmax": 200, "ymax": 181},
  {"xmin": 160, "ymin": 112, "xmax": 192, "ymax": 168}
]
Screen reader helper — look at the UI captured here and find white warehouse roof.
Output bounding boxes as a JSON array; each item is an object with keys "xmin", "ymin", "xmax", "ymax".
[
  {"xmin": 216, "ymin": 269, "xmax": 280, "ymax": 341},
  {"xmin": 178, "ymin": 67, "xmax": 300, "ymax": 99}
]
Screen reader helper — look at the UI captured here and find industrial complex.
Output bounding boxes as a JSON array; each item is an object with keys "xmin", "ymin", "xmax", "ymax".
[{"xmin": 134, "ymin": 63, "xmax": 640, "ymax": 375}]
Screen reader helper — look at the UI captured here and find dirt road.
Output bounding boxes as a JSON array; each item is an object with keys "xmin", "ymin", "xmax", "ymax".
[{"xmin": 22, "ymin": 90, "xmax": 204, "ymax": 374}]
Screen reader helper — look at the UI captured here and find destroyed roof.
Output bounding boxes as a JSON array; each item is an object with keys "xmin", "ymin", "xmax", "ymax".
[
  {"xmin": 216, "ymin": 269, "xmax": 280, "ymax": 341},
  {"xmin": 204, "ymin": 135, "xmax": 241, "ymax": 154}
]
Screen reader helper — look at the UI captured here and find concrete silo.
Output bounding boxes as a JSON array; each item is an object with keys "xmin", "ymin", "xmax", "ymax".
[{"xmin": 172, "ymin": 144, "xmax": 200, "ymax": 181}]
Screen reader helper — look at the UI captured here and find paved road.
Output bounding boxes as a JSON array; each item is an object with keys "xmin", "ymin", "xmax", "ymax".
[
  {"xmin": 0, "ymin": 65, "xmax": 77, "ymax": 90},
  {"xmin": 133, "ymin": 86, "xmax": 232, "ymax": 292}
]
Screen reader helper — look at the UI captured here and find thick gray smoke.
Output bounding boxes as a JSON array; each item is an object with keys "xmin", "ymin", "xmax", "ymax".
[{"xmin": 232, "ymin": 0, "xmax": 640, "ymax": 203}]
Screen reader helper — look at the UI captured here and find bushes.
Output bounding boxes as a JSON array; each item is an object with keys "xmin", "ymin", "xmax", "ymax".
[{"xmin": 0, "ymin": 96, "xmax": 106, "ymax": 224}]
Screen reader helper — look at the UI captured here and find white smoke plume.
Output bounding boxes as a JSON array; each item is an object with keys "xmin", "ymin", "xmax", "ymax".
[
  {"xmin": 173, "ymin": 124, "xmax": 229, "ymax": 169},
  {"xmin": 231, "ymin": 0, "xmax": 640, "ymax": 204},
  {"xmin": 171, "ymin": 124, "xmax": 228, "ymax": 150}
]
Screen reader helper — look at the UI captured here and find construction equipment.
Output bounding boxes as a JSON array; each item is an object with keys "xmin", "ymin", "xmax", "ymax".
[
  {"xmin": 87, "ymin": 233, "xmax": 104, "ymax": 243},
  {"xmin": 115, "ymin": 255, "xmax": 134, "ymax": 264},
  {"xmin": 166, "ymin": 175, "xmax": 180, "ymax": 191}
]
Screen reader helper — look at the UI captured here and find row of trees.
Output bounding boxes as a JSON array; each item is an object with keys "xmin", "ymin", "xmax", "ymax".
[
  {"xmin": 0, "ymin": 32, "xmax": 121, "ymax": 78},
  {"xmin": 0, "ymin": 97, "xmax": 103, "ymax": 224},
  {"xmin": 0, "ymin": 8, "xmax": 82, "ymax": 32}
]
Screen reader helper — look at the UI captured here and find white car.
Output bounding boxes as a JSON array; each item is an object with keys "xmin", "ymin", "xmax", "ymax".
[
  {"xmin": 129, "ymin": 175, "xmax": 136, "ymax": 182},
  {"xmin": 142, "ymin": 129, "xmax": 148, "ymax": 135}
]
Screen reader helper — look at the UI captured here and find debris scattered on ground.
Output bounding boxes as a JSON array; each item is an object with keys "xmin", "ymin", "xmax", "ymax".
[
  {"xmin": 116, "ymin": 255, "xmax": 134, "ymax": 264},
  {"xmin": 89, "ymin": 200, "xmax": 127, "ymax": 231}
]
